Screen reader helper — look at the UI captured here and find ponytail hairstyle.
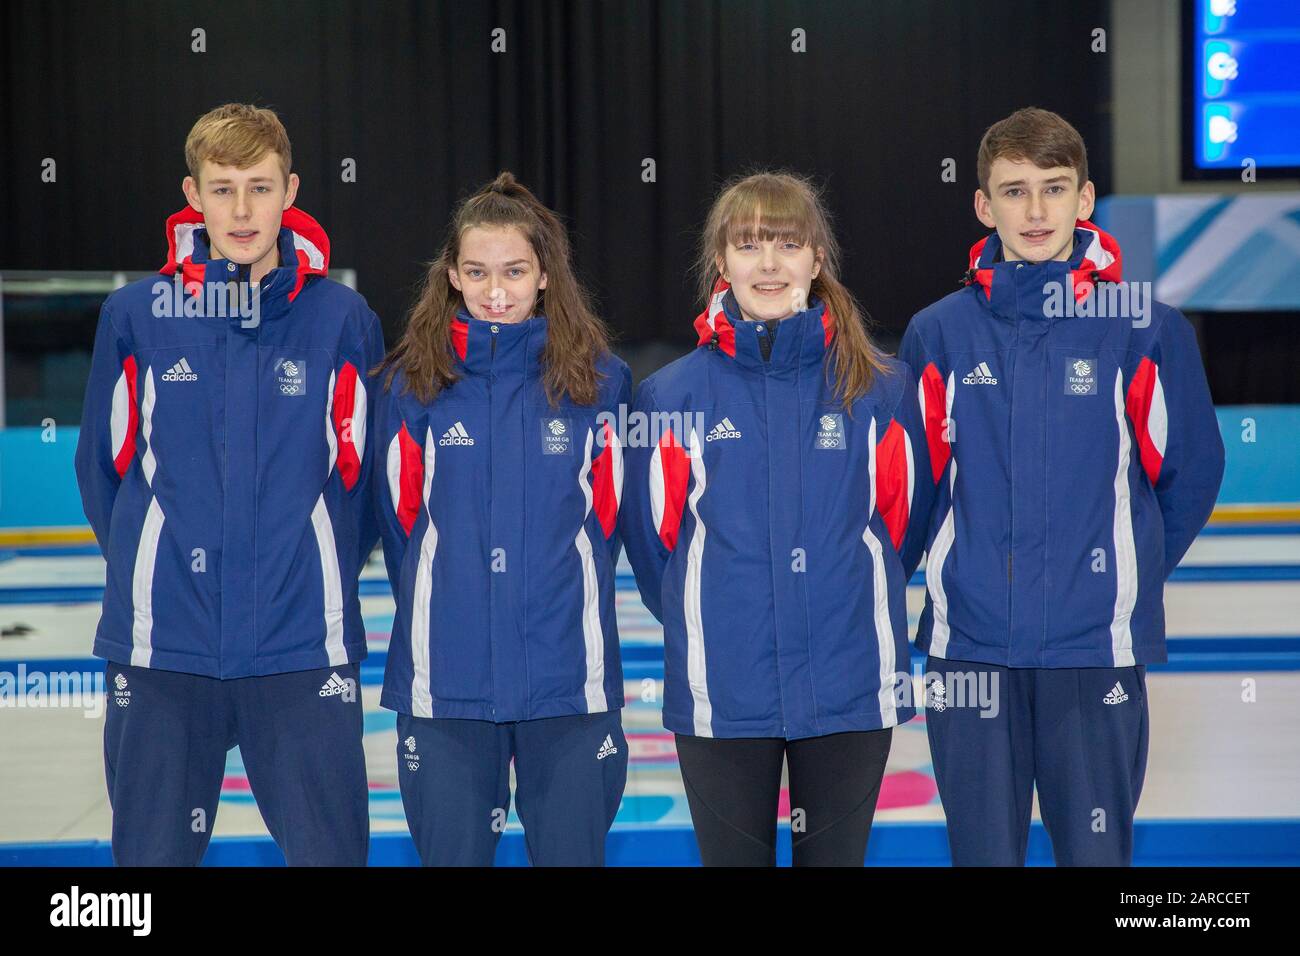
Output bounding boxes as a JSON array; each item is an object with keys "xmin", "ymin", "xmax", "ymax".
[
  {"xmin": 378, "ymin": 171, "xmax": 612, "ymax": 407},
  {"xmin": 695, "ymin": 171, "xmax": 890, "ymax": 409}
]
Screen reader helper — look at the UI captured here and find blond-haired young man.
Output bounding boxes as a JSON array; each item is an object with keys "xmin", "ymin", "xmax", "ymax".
[{"xmin": 76, "ymin": 104, "xmax": 384, "ymax": 865}]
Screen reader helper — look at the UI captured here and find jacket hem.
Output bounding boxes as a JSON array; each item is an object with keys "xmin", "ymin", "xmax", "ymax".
[
  {"xmin": 917, "ymin": 635, "xmax": 1168, "ymax": 668},
  {"xmin": 662, "ymin": 707, "xmax": 915, "ymax": 740},
  {"xmin": 94, "ymin": 634, "xmax": 368, "ymax": 679},
  {"xmin": 380, "ymin": 688, "xmax": 626, "ymax": 721}
]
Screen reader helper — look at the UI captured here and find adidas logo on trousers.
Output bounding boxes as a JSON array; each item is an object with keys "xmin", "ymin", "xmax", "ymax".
[{"xmin": 319, "ymin": 672, "xmax": 351, "ymax": 697}]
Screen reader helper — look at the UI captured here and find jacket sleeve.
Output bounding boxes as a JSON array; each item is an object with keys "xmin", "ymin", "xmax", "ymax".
[
  {"xmin": 1125, "ymin": 308, "xmax": 1225, "ymax": 578},
  {"xmin": 74, "ymin": 300, "xmax": 136, "ymax": 553},
  {"xmin": 874, "ymin": 368, "xmax": 936, "ymax": 580},
  {"xmin": 898, "ymin": 319, "xmax": 953, "ymax": 485},
  {"xmin": 350, "ymin": 311, "xmax": 387, "ymax": 566},
  {"xmin": 618, "ymin": 377, "xmax": 691, "ymax": 624},
  {"xmin": 588, "ymin": 360, "xmax": 633, "ymax": 566},
  {"xmin": 373, "ymin": 378, "xmax": 426, "ymax": 594}
]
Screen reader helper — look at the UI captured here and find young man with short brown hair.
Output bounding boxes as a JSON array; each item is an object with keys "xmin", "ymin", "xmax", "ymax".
[{"xmin": 899, "ymin": 107, "xmax": 1224, "ymax": 866}]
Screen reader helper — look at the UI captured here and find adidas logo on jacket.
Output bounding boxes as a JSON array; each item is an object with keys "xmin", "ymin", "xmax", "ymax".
[
  {"xmin": 899, "ymin": 221, "xmax": 1224, "ymax": 669},
  {"xmin": 161, "ymin": 357, "xmax": 198, "ymax": 382},
  {"xmin": 620, "ymin": 286, "xmax": 934, "ymax": 740},
  {"xmin": 705, "ymin": 417, "xmax": 741, "ymax": 441},
  {"xmin": 961, "ymin": 361, "xmax": 997, "ymax": 385},
  {"xmin": 74, "ymin": 206, "xmax": 386, "ymax": 679},
  {"xmin": 438, "ymin": 421, "xmax": 475, "ymax": 445}
]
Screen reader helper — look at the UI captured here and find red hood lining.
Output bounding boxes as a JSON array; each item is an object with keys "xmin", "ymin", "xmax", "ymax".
[
  {"xmin": 693, "ymin": 278, "xmax": 834, "ymax": 357},
  {"xmin": 963, "ymin": 219, "xmax": 1123, "ymax": 302},
  {"xmin": 159, "ymin": 205, "xmax": 330, "ymax": 303}
]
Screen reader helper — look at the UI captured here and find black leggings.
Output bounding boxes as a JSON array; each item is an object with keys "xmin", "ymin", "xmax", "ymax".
[{"xmin": 674, "ymin": 728, "xmax": 893, "ymax": 866}]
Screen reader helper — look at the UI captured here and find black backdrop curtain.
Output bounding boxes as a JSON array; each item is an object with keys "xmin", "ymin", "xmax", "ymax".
[{"xmin": 2, "ymin": 0, "xmax": 1111, "ymax": 364}]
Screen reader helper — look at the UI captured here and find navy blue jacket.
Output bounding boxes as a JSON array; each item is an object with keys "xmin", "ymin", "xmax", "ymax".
[
  {"xmin": 622, "ymin": 289, "xmax": 933, "ymax": 739},
  {"xmin": 899, "ymin": 221, "xmax": 1225, "ymax": 668},
  {"xmin": 75, "ymin": 206, "xmax": 385, "ymax": 678},
  {"xmin": 375, "ymin": 313, "xmax": 632, "ymax": 721}
]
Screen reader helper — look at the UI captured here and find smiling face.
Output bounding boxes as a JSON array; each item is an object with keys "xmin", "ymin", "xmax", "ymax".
[
  {"xmin": 716, "ymin": 221, "xmax": 823, "ymax": 323},
  {"xmin": 448, "ymin": 225, "xmax": 547, "ymax": 324},
  {"xmin": 974, "ymin": 157, "xmax": 1095, "ymax": 264},
  {"xmin": 182, "ymin": 152, "xmax": 298, "ymax": 283}
]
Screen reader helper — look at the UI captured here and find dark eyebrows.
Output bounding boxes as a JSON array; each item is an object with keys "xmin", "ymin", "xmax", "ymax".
[
  {"xmin": 997, "ymin": 175, "xmax": 1071, "ymax": 190},
  {"xmin": 460, "ymin": 259, "xmax": 530, "ymax": 268}
]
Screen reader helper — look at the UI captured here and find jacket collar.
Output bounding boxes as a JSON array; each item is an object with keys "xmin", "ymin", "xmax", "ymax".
[
  {"xmin": 962, "ymin": 219, "xmax": 1123, "ymax": 321},
  {"xmin": 449, "ymin": 311, "xmax": 548, "ymax": 375},
  {"xmin": 160, "ymin": 205, "xmax": 330, "ymax": 316},
  {"xmin": 693, "ymin": 280, "xmax": 834, "ymax": 373}
]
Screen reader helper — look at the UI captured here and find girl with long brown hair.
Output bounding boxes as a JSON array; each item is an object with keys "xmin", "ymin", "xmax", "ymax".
[{"xmin": 373, "ymin": 172, "xmax": 632, "ymax": 866}]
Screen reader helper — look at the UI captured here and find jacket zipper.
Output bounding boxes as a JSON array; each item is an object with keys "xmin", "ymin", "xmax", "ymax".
[
  {"xmin": 760, "ymin": 354, "xmax": 788, "ymax": 737},
  {"xmin": 1007, "ymin": 270, "xmax": 1021, "ymax": 657},
  {"xmin": 488, "ymin": 323, "xmax": 498, "ymax": 717}
]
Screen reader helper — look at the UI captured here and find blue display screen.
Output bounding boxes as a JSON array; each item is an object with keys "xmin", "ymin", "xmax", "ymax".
[{"xmin": 1188, "ymin": 0, "xmax": 1300, "ymax": 173}]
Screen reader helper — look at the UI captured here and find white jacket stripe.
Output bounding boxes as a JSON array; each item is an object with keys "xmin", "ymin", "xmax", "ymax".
[
  {"xmin": 926, "ymin": 371, "xmax": 958, "ymax": 657},
  {"xmin": 130, "ymin": 496, "xmax": 165, "ymax": 667},
  {"xmin": 649, "ymin": 442, "xmax": 667, "ymax": 532},
  {"xmin": 684, "ymin": 429, "xmax": 713, "ymax": 736},
  {"xmin": 110, "ymin": 371, "xmax": 130, "ymax": 462},
  {"xmin": 575, "ymin": 427, "xmax": 608, "ymax": 712},
  {"xmin": 1148, "ymin": 368, "xmax": 1168, "ymax": 458},
  {"xmin": 140, "ymin": 368, "xmax": 157, "ymax": 486},
  {"xmin": 1111, "ymin": 369, "xmax": 1138, "ymax": 666},
  {"xmin": 607, "ymin": 423, "xmax": 625, "ymax": 513},
  {"xmin": 311, "ymin": 370, "xmax": 345, "ymax": 664},
  {"xmin": 862, "ymin": 418, "xmax": 899, "ymax": 726},
  {"xmin": 386, "ymin": 431, "xmax": 403, "ymax": 518},
  {"xmin": 130, "ymin": 367, "xmax": 162, "ymax": 666},
  {"xmin": 325, "ymin": 369, "xmax": 338, "ymax": 475},
  {"xmin": 409, "ymin": 429, "xmax": 439, "ymax": 717},
  {"xmin": 350, "ymin": 378, "xmax": 368, "ymax": 461},
  {"xmin": 311, "ymin": 493, "xmax": 346, "ymax": 666}
]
